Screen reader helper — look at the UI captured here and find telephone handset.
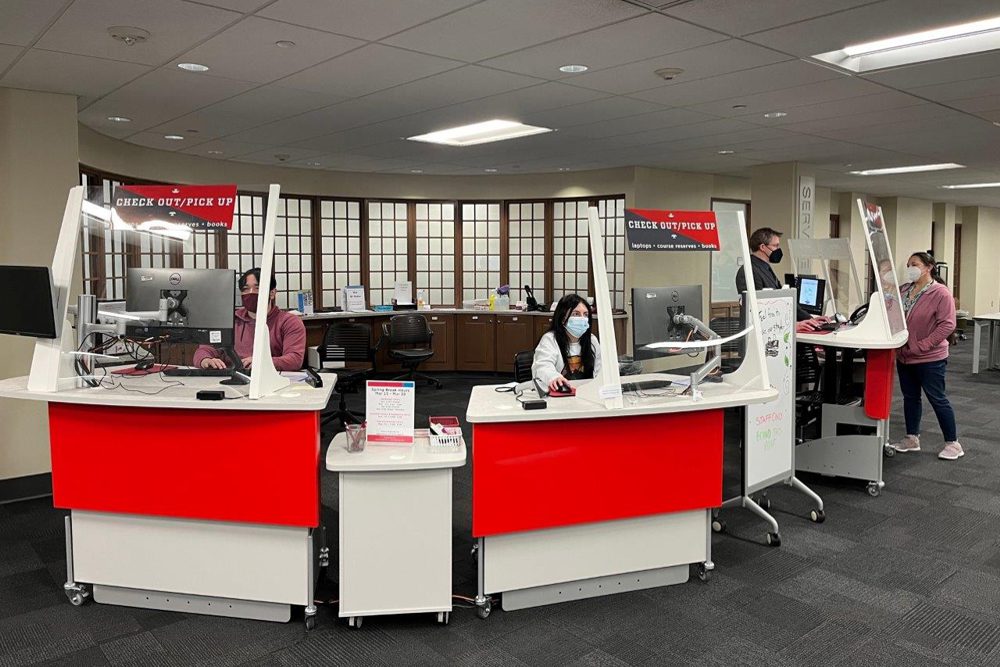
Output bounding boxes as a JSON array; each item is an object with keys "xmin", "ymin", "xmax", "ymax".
[{"xmin": 848, "ymin": 304, "xmax": 869, "ymax": 325}]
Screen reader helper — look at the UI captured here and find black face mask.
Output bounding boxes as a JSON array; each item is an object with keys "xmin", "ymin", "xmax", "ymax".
[{"xmin": 768, "ymin": 247, "xmax": 783, "ymax": 264}]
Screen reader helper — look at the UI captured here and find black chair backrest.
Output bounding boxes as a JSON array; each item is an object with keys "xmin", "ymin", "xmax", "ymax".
[
  {"xmin": 322, "ymin": 322, "xmax": 374, "ymax": 364},
  {"xmin": 513, "ymin": 350, "xmax": 534, "ymax": 382},
  {"xmin": 387, "ymin": 314, "xmax": 431, "ymax": 346},
  {"xmin": 796, "ymin": 343, "xmax": 821, "ymax": 389}
]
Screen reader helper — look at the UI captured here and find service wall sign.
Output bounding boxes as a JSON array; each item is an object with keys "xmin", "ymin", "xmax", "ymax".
[
  {"xmin": 112, "ymin": 185, "xmax": 238, "ymax": 230},
  {"xmin": 625, "ymin": 209, "xmax": 720, "ymax": 251}
]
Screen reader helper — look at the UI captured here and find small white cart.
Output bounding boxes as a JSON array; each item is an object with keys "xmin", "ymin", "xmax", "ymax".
[{"xmin": 326, "ymin": 431, "xmax": 466, "ymax": 628}]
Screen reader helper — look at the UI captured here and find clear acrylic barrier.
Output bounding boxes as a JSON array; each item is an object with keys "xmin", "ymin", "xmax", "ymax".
[{"xmin": 786, "ymin": 237, "xmax": 863, "ymax": 316}]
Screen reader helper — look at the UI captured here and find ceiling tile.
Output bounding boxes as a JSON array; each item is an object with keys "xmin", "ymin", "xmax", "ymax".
[
  {"xmin": 631, "ymin": 60, "xmax": 842, "ymax": 107},
  {"xmin": 744, "ymin": 0, "xmax": 1000, "ymax": 57},
  {"xmin": 147, "ymin": 109, "xmax": 264, "ymax": 140},
  {"xmin": 223, "ymin": 97, "xmax": 407, "ymax": 144},
  {"xmin": 236, "ymin": 145, "xmax": 326, "ymax": 162},
  {"xmin": 1, "ymin": 49, "xmax": 149, "ymax": 98},
  {"xmin": 520, "ymin": 96, "xmax": 666, "ymax": 129},
  {"xmin": 0, "ymin": 44, "xmax": 24, "ymax": 73},
  {"xmin": 201, "ymin": 84, "xmax": 348, "ymax": 122},
  {"xmin": 0, "ymin": 0, "xmax": 67, "ymax": 47},
  {"xmin": 908, "ymin": 74, "xmax": 1000, "ymax": 104},
  {"xmin": 481, "ymin": 13, "xmax": 724, "ymax": 80},
  {"xmin": 659, "ymin": 0, "xmax": 876, "ymax": 37},
  {"xmin": 735, "ymin": 91, "xmax": 926, "ymax": 127},
  {"xmin": 777, "ymin": 101, "xmax": 954, "ymax": 134},
  {"xmin": 168, "ymin": 17, "xmax": 364, "ymax": 84},
  {"xmin": 125, "ymin": 131, "xmax": 201, "ymax": 151},
  {"xmin": 178, "ymin": 137, "xmax": 271, "ymax": 158},
  {"xmin": 560, "ymin": 107, "xmax": 715, "ymax": 139},
  {"xmin": 684, "ymin": 76, "xmax": 886, "ymax": 118},
  {"xmin": 383, "ymin": 0, "xmax": 647, "ymax": 62},
  {"xmin": 259, "ymin": 0, "xmax": 480, "ymax": 41},
  {"xmin": 189, "ymin": 0, "xmax": 273, "ymax": 12},
  {"xmin": 563, "ymin": 39, "xmax": 791, "ymax": 95},
  {"xmin": 280, "ymin": 44, "xmax": 462, "ymax": 97},
  {"xmin": 35, "ymin": 0, "xmax": 241, "ymax": 66}
]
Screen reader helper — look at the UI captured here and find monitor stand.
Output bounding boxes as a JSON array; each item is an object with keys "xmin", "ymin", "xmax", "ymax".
[{"xmin": 220, "ymin": 345, "xmax": 250, "ymax": 386}]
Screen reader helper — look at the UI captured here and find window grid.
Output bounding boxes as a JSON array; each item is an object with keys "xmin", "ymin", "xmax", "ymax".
[
  {"xmin": 415, "ymin": 202, "xmax": 457, "ymax": 307},
  {"xmin": 461, "ymin": 202, "xmax": 501, "ymax": 302},
  {"xmin": 552, "ymin": 200, "xmax": 591, "ymax": 296},
  {"xmin": 367, "ymin": 201, "xmax": 409, "ymax": 306},
  {"xmin": 597, "ymin": 196, "xmax": 626, "ymax": 310},
  {"xmin": 507, "ymin": 201, "xmax": 546, "ymax": 305},
  {"xmin": 319, "ymin": 199, "xmax": 363, "ymax": 309},
  {"xmin": 227, "ymin": 194, "xmax": 265, "ymax": 281},
  {"xmin": 271, "ymin": 196, "xmax": 313, "ymax": 310}
]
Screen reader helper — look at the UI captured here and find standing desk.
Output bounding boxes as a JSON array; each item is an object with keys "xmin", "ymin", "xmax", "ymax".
[
  {"xmin": 796, "ymin": 326, "xmax": 906, "ymax": 496},
  {"xmin": 971, "ymin": 313, "xmax": 1000, "ymax": 374},
  {"xmin": 0, "ymin": 373, "xmax": 334, "ymax": 628},
  {"xmin": 466, "ymin": 374, "xmax": 775, "ymax": 616}
]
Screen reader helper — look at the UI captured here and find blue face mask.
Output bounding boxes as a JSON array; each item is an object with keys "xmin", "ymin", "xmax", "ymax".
[{"xmin": 565, "ymin": 315, "xmax": 589, "ymax": 338}]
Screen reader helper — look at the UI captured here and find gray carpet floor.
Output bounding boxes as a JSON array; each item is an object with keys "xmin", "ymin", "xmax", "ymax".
[{"xmin": 2, "ymin": 341, "xmax": 999, "ymax": 666}]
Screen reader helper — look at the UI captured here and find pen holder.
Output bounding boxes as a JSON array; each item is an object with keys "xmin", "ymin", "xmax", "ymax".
[{"xmin": 345, "ymin": 423, "xmax": 366, "ymax": 452}]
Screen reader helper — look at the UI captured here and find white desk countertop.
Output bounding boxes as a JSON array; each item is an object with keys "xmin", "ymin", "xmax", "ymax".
[
  {"xmin": 465, "ymin": 373, "xmax": 776, "ymax": 424},
  {"xmin": 797, "ymin": 327, "xmax": 908, "ymax": 350},
  {"xmin": 299, "ymin": 309, "xmax": 627, "ymax": 322},
  {"xmin": 326, "ymin": 432, "xmax": 467, "ymax": 472},
  {"xmin": 0, "ymin": 372, "xmax": 335, "ymax": 411},
  {"xmin": 973, "ymin": 313, "xmax": 1000, "ymax": 321}
]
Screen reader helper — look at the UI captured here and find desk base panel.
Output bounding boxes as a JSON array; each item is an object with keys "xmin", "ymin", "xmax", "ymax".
[
  {"xmin": 795, "ymin": 404, "xmax": 886, "ymax": 491},
  {"xmin": 93, "ymin": 585, "xmax": 291, "ymax": 622},
  {"xmin": 502, "ymin": 565, "xmax": 688, "ymax": 611}
]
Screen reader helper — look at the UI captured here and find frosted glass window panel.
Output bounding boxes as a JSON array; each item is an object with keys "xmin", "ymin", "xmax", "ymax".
[
  {"xmin": 443, "ymin": 256, "xmax": 454, "ymax": 271},
  {"xmin": 417, "ymin": 255, "xmax": 428, "ymax": 271}
]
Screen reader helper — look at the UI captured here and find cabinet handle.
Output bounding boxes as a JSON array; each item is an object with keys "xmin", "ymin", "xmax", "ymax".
[
  {"xmin": 431, "ymin": 316, "xmax": 438, "ymax": 321},
  {"xmin": 512, "ymin": 317, "xmax": 518, "ymax": 321},
  {"xmin": 472, "ymin": 316, "xmax": 478, "ymax": 320}
]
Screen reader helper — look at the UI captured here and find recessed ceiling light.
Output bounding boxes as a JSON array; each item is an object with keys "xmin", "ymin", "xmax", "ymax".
[
  {"xmin": 940, "ymin": 182, "xmax": 1000, "ymax": 189},
  {"xmin": 275, "ymin": 40, "xmax": 296, "ymax": 48},
  {"xmin": 994, "ymin": 121, "xmax": 1000, "ymax": 127},
  {"xmin": 559, "ymin": 64, "xmax": 588, "ymax": 73},
  {"xmin": 764, "ymin": 111, "xmax": 787, "ymax": 118},
  {"xmin": 163, "ymin": 135, "xmax": 184, "ymax": 140},
  {"xmin": 107, "ymin": 116, "xmax": 131, "ymax": 123},
  {"xmin": 410, "ymin": 169, "xmax": 424, "ymax": 174},
  {"xmin": 717, "ymin": 150, "xmax": 735, "ymax": 155},
  {"xmin": 207, "ymin": 150, "xmax": 223, "ymax": 155},
  {"xmin": 484, "ymin": 168, "xmax": 498, "ymax": 173},
  {"xmin": 844, "ymin": 16, "xmax": 1000, "ymax": 56},
  {"xmin": 849, "ymin": 163, "xmax": 964, "ymax": 175},
  {"xmin": 655, "ymin": 67, "xmax": 684, "ymax": 81},
  {"xmin": 177, "ymin": 63, "xmax": 209, "ymax": 72},
  {"xmin": 407, "ymin": 120, "xmax": 552, "ymax": 147},
  {"xmin": 307, "ymin": 162, "xmax": 321, "ymax": 166},
  {"xmin": 558, "ymin": 167, "xmax": 570, "ymax": 171},
  {"xmin": 731, "ymin": 104, "xmax": 748, "ymax": 110}
]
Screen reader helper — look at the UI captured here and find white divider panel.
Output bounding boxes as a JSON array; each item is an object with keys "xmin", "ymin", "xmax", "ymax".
[
  {"xmin": 745, "ymin": 289, "xmax": 795, "ymax": 494},
  {"xmin": 249, "ymin": 184, "xmax": 291, "ymax": 399},
  {"xmin": 586, "ymin": 205, "xmax": 623, "ymax": 409}
]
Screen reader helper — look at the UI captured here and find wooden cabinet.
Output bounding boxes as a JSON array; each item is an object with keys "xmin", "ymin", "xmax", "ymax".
[
  {"xmin": 456, "ymin": 314, "xmax": 496, "ymax": 372},
  {"xmin": 424, "ymin": 313, "xmax": 455, "ymax": 372},
  {"xmin": 533, "ymin": 314, "xmax": 554, "ymax": 345},
  {"xmin": 495, "ymin": 315, "xmax": 535, "ymax": 373}
]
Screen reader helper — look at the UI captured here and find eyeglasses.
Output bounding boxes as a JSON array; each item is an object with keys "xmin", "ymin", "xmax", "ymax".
[{"xmin": 240, "ymin": 286, "xmax": 260, "ymax": 294}]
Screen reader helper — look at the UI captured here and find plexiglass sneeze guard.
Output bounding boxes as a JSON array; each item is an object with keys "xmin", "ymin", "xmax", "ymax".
[{"xmin": 27, "ymin": 183, "xmax": 289, "ymax": 398}]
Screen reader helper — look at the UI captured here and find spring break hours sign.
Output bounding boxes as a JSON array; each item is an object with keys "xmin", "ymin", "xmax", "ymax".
[
  {"xmin": 365, "ymin": 381, "xmax": 416, "ymax": 444},
  {"xmin": 625, "ymin": 209, "xmax": 720, "ymax": 251}
]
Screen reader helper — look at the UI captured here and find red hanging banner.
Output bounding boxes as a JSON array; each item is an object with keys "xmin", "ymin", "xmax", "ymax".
[
  {"xmin": 112, "ymin": 184, "xmax": 238, "ymax": 230},
  {"xmin": 625, "ymin": 209, "xmax": 720, "ymax": 251}
]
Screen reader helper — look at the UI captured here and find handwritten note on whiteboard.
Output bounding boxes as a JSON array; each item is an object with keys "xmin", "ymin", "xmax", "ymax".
[{"xmin": 745, "ymin": 290, "xmax": 795, "ymax": 492}]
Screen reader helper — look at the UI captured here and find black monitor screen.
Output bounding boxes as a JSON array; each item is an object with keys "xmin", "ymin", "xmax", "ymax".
[
  {"xmin": 796, "ymin": 276, "xmax": 826, "ymax": 315},
  {"xmin": 125, "ymin": 268, "xmax": 236, "ymax": 345},
  {"xmin": 0, "ymin": 266, "xmax": 57, "ymax": 339}
]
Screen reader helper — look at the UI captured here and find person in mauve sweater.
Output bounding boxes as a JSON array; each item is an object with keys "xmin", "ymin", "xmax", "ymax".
[
  {"xmin": 890, "ymin": 252, "xmax": 962, "ymax": 460},
  {"xmin": 193, "ymin": 267, "xmax": 306, "ymax": 372}
]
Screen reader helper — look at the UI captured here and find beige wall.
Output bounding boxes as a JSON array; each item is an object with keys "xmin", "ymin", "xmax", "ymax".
[
  {"xmin": 878, "ymin": 196, "xmax": 933, "ymax": 272},
  {"xmin": 0, "ymin": 89, "xmax": 80, "ymax": 481},
  {"xmin": 932, "ymin": 202, "xmax": 957, "ymax": 292},
  {"xmin": 959, "ymin": 206, "xmax": 1000, "ymax": 315}
]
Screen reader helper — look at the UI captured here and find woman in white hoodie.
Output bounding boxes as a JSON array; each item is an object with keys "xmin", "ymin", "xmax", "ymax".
[{"xmin": 532, "ymin": 293, "xmax": 602, "ymax": 394}]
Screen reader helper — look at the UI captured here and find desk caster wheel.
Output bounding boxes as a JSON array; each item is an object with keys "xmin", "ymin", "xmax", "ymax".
[
  {"xmin": 476, "ymin": 598, "xmax": 491, "ymax": 619},
  {"xmin": 766, "ymin": 532, "xmax": 781, "ymax": 547},
  {"xmin": 65, "ymin": 584, "xmax": 90, "ymax": 606},
  {"xmin": 697, "ymin": 564, "xmax": 712, "ymax": 582},
  {"xmin": 711, "ymin": 519, "xmax": 726, "ymax": 533},
  {"xmin": 867, "ymin": 482, "xmax": 881, "ymax": 498},
  {"xmin": 471, "ymin": 543, "xmax": 479, "ymax": 564},
  {"xmin": 304, "ymin": 615, "xmax": 316, "ymax": 631},
  {"xmin": 809, "ymin": 509, "xmax": 826, "ymax": 523},
  {"xmin": 883, "ymin": 445, "xmax": 895, "ymax": 458},
  {"xmin": 757, "ymin": 497, "xmax": 772, "ymax": 511},
  {"xmin": 348, "ymin": 616, "xmax": 363, "ymax": 629},
  {"xmin": 437, "ymin": 612, "xmax": 450, "ymax": 625}
]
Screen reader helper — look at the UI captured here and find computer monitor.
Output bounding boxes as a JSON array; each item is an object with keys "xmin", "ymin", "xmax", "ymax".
[
  {"xmin": 796, "ymin": 276, "xmax": 826, "ymax": 315},
  {"xmin": 631, "ymin": 285, "xmax": 702, "ymax": 360},
  {"xmin": 784, "ymin": 272, "xmax": 816, "ymax": 288},
  {"xmin": 0, "ymin": 266, "xmax": 57, "ymax": 339},
  {"xmin": 125, "ymin": 268, "xmax": 236, "ymax": 344}
]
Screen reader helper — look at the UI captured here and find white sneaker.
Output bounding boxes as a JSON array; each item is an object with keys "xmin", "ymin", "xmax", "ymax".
[
  {"xmin": 938, "ymin": 441, "xmax": 964, "ymax": 460},
  {"xmin": 891, "ymin": 434, "xmax": 921, "ymax": 453}
]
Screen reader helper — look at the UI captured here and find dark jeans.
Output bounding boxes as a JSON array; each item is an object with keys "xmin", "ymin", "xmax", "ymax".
[{"xmin": 897, "ymin": 359, "xmax": 957, "ymax": 442}]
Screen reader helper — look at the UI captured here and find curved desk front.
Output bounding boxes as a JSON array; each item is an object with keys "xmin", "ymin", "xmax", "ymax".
[
  {"xmin": 0, "ymin": 373, "xmax": 334, "ymax": 625},
  {"xmin": 465, "ymin": 374, "xmax": 775, "ymax": 614}
]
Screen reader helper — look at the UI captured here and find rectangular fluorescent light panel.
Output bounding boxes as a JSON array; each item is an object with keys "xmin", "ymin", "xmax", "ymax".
[
  {"xmin": 813, "ymin": 15, "xmax": 1000, "ymax": 72},
  {"xmin": 407, "ymin": 120, "xmax": 552, "ymax": 146},
  {"xmin": 849, "ymin": 163, "xmax": 964, "ymax": 176},
  {"xmin": 941, "ymin": 182, "xmax": 1000, "ymax": 189}
]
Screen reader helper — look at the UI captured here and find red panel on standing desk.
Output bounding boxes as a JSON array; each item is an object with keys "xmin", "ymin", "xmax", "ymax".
[
  {"xmin": 472, "ymin": 410, "xmax": 723, "ymax": 537},
  {"xmin": 48, "ymin": 403, "xmax": 319, "ymax": 527},
  {"xmin": 864, "ymin": 349, "xmax": 896, "ymax": 420}
]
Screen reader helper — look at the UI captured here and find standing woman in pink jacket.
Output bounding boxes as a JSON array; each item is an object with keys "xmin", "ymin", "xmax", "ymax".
[{"xmin": 890, "ymin": 252, "xmax": 961, "ymax": 459}]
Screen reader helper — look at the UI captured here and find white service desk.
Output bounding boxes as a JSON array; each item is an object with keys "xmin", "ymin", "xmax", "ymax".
[
  {"xmin": 326, "ymin": 432, "xmax": 466, "ymax": 628},
  {"xmin": 971, "ymin": 313, "xmax": 1000, "ymax": 374}
]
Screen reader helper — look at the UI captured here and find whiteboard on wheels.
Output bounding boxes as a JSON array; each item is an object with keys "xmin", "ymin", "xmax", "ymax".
[{"xmin": 745, "ymin": 289, "xmax": 795, "ymax": 494}]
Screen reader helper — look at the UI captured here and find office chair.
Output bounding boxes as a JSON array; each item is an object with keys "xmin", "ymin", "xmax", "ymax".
[
  {"xmin": 795, "ymin": 343, "xmax": 824, "ymax": 443},
  {"xmin": 513, "ymin": 350, "xmax": 534, "ymax": 383},
  {"xmin": 317, "ymin": 322, "xmax": 376, "ymax": 434},
  {"xmin": 381, "ymin": 314, "xmax": 441, "ymax": 389},
  {"xmin": 710, "ymin": 315, "xmax": 743, "ymax": 373}
]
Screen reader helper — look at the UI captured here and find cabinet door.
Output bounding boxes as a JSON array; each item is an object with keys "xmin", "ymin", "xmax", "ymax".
[
  {"xmin": 455, "ymin": 314, "xmax": 496, "ymax": 372},
  {"xmin": 424, "ymin": 314, "xmax": 455, "ymax": 372},
  {"xmin": 495, "ymin": 315, "xmax": 535, "ymax": 373},
  {"xmin": 614, "ymin": 317, "xmax": 628, "ymax": 356},
  {"xmin": 373, "ymin": 316, "xmax": 403, "ymax": 373},
  {"xmin": 533, "ymin": 314, "xmax": 554, "ymax": 345}
]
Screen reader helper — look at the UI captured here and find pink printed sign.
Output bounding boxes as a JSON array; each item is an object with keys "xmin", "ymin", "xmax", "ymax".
[{"xmin": 365, "ymin": 380, "xmax": 415, "ymax": 445}]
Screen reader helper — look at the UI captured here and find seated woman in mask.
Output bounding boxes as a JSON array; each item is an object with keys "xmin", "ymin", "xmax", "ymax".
[
  {"xmin": 532, "ymin": 293, "xmax": 603, "ymax": 394},
  {"xmin": 193, "ymin": 267, "xmax": 306, "ymax": 371}
]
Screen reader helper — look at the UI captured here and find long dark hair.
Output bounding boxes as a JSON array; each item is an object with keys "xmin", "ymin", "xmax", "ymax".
[
  {"xmin": 548, "ymin": 294, "xmax": 596, "ymax": 379},
  {"xmin": 910, "ymin": 252, "xmax": 946, "ymax": 285}
]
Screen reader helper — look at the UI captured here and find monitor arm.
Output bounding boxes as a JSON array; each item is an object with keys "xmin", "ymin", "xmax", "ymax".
[
  {"xmin": 71, "ymin": 294, "xmax": 169, "ymax": 378},
  {"xmin": 673, "ymin": 313, "xmax": 722, "ymax": 398}
]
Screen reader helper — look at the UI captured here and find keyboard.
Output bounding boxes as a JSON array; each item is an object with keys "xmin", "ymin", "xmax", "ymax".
[
  {"xmin": 162, "ymin": 367, "xmax": 236, "ymax": 377},
  {"xmin": 622, "ymin": 379, "xmax": 673, "ymax": 393}
]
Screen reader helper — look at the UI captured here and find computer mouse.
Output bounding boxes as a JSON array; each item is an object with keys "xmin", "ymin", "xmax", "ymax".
[{"xmin": 135, "ymin": 359, "xmax": 155, "ymax": 371}]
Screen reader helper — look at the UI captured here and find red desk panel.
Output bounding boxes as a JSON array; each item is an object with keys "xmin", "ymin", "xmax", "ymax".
[
  {"xmin": 49, "ymin": 403, "xmax": 319, "ymax": 527},
  {"xmin": 864, "ymin": 349, "xmax": 896, "ymax": 420},
  {"xmin": 472, "ymin": 410, "xmax": 723, "ymax": 537}
]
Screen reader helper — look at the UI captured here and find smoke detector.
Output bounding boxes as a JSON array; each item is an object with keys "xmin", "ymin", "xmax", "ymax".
[
  {"xmin": 654, "ymin": 67, "xmax": 684, "ymax": 81},
  {"xmin": 108, "ymin": 26, "xmax": 150, "ymax": 46}
]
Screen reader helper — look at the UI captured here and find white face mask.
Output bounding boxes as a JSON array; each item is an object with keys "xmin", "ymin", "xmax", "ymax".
[{"xmin": 904, "ymin": 266, "xmax": 922, "ymax": 283}]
